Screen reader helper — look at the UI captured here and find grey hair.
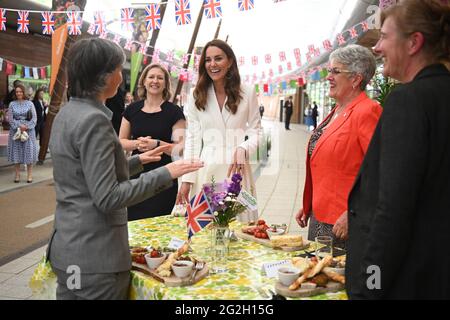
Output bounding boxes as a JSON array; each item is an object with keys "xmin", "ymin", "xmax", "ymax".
[
  {"xmin": 67, "ymin": 38, "xmax": 125, "ymax": 99},
  {"xmin": 329, "ymin": 44, "xmax": 376, "ymax": 91}
]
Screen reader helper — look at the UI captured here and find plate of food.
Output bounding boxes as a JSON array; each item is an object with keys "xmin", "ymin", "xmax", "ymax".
[
  {"xmin": 236, "ymin": 220, "xmax": 310, "ymax": 252},
  {"xmin": 275, "ymin": 256, "xmax": 345, "ymax": 298},
  {"xmin": 131, "ymin": 243, "xmax": 209, "ymax": 287}
]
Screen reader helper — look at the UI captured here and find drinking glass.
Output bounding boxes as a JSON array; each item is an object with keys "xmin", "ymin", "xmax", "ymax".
[{"xmin": 315, "ymin": 236, "xmax": 333, "ymax": 259}]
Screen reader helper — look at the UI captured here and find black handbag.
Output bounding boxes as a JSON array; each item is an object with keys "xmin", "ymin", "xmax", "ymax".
[{"xmin": 26, "ymin": 109, "xmax": 32, "ymax": 121}]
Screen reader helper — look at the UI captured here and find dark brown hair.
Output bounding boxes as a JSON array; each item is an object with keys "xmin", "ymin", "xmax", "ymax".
[
  {"xmin": 381, "ymin": 0, "xmax": 450, "ymax": 64},
  {"xmin": 194, "ymin": 39, "xmax": 242, "ymax": 114},
  {"xmin": 33, "ymin": 88, "xmax": 45, "ymax": 102},
  {"xmin": 137, "ymin": 64, "xmax": 172, "ymax": 101}
]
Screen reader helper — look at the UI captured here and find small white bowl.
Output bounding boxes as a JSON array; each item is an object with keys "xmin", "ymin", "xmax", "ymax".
[
  {"xmin": 171, "ymin": 260, "xmax": 194, "ymax": 278},
  {"xmin": 266, "ymin": 228, "xmax": 286, "ymax": 239},
  {"xmin": 278, "ymin": 267, "xmax": 301, "ymax": 287},
  {"xmin": 145, "ymin": 252, "xmax": 167, "ymax": 270}
]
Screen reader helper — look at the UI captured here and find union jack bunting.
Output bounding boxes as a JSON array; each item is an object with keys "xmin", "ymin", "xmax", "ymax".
[
  {"xmin": 99, "ymin": 32, "xmax": 108, "ymax": 39},
  {"xmin": 113, "ymin": 35, "xmax": 121, "ymax": 45},
  {"xmin": 185, "ymin": 189, "xmax": 214, "ymax": 239},
  {"xmin": 175, "ymin": 0, "xmax": 192, "ymax": 25},
  {"xmin": 204, "ymin": 0, "xmax": 222, "ymax": 19},
  {"xmin": 314, "ymin": 48, "xmax": 321, "ymax": 57},
  {"xmin": 269, "ymin": 69, "xmax": 274, "ymax": 77},
  {"xmin": 337, "ymin": 33, "xmax": 346, "ymax": 46},
  {"xmin": 261, "ymin": 71, "xmax": 266, "ymax": 79},
  {"xmin": 308, "ymin": 45, "xmax": 315, "ymax": 55},
  {"xmin": 238, "ymin": 0, "xmax": 255, "ymax": 11},
  {"xmin": 139, "ymin": 43, "xmax": 147, "ymax": 55},
  {"xmin": 239, "ymin": 56, "xmax": 245, "ymax": 66},
  {"xmin": 350, "ymin": 27, "xmax": 358, "ymax": 39},
  {"xmin": 251, "ymin": 56, "xmax": 258, "ymax": 65},
  {"xmin": 145, "ymin": 4, "xmax": 161, "ymax": 31},
  {"xmin": 94, "ymin": 11, "xmax": 105, "ymax": 35},
  {"xmin": 295, "ymin": 57, "xmax": 302, "ymax": 67},
  {"xmin": 182, "ymin": 53, "xmax": 189, "ymax": 65},
  {"xmin": 287, "ymin": 62, "xmax": 292, "ymax": 71},
  {"xmin": 306, "ymin": 52, "xmax": 312, "ymax": 63},
  {"xmin": 361, "ymin": 21, "xmax": 369, "ymax": 32},
  {"xmin": 66, "ymin": 11, "xmax": 82, "ymax": 35},
  {"xmin": 0, "ymin": 9, "xmax": 6, "ymax": 31},
  {"xmin": 124, "ymin": 40, "xmax": 133, "ymax": 51},
  {"xmin": 17, "ymin": 11, "xmax": 30, "ymax": 34},
  {"xmin": 166, "ymin": 50, "xmax": 174, "ymax": 62},
  {"xmin": 264, "ymin": 54, "xmax": 271, "ymax": 64},
  {"xmin": 293, "ymin": 48, "xmax": 301, "ymax": 59},
  {"xmin": 41, "ymin": 11, "xmax": 55, "ymax": 35},
  {"xmin": 120, "ymin": 8, "xmax": 134, "ymax": 31},
  {"xmin": 278, "ymin": 65, "xmax": 283, "ymax": 74},
  {"xmin": 87, "ymin": 23, "xmax": 95, "ymax": 35},
  {"xmin": 152, "ymin": 48, "xmax": 160, "ymax": 63},
  {"xmin": 323, "ymin": 39, "xmax": 333, "ymax": 52},
  {"xmin": 279, "ymin": 51, "xmax": 286, "ymax": 62}
]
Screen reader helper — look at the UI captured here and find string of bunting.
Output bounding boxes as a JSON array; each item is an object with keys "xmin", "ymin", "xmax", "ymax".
[{"xmin": 0, "ymin": 56, "xmax": 50, "ymax": 80}]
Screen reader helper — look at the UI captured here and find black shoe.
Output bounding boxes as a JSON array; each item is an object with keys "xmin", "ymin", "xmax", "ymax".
[{"xmin": 37, "ymin": 161, "xmax": 44, "ymax": 166}]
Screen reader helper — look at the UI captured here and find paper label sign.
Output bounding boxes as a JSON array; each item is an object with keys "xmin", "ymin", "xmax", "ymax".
[
  {"xmin": 262, "ymin": 260, "xmax": 293, "ymax": 278},
  {"xmin": 167, "ymin": 237, "xmax": 186, "ymax": 250},
  {"xmin": 237, "ymin": 189, "xmax": 258, "ymax": 211}
]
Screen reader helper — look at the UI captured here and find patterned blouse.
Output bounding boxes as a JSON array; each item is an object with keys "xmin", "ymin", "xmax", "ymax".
[{"xmin": 308, "ymin": 109, "xmax": 336, "ymax": 156}]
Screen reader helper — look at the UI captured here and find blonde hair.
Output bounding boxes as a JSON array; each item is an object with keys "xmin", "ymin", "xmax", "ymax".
[{"xmin": 137, "ymin": 64, "xmax": 172, "ymax": 100}]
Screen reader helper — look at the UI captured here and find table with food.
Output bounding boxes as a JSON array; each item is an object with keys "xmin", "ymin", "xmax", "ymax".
[{"xmin": 29, "ymin": 216, "xmax": 348, "ymax": 300}]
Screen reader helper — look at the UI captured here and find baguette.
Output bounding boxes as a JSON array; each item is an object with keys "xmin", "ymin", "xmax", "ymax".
[
  {"xmin": 322, "ymin": 268, "xmax": 346, "ymax": 284},
  {"xmin": 288, "ymin": 256, "xmax": 332, "ymax": 291}
]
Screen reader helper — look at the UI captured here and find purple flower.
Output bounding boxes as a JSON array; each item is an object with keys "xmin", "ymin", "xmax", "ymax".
[{"xmin": 232, "ymin": 173, "xmax": 243, "ymax": 183}]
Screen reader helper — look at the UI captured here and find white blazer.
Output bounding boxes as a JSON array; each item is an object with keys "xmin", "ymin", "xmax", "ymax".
[{"xmin": 183, "ymin": 84, "xmax": 262, "ymax": 201}]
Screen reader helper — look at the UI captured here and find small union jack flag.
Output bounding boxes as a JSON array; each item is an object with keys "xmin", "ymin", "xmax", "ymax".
[
  {"xmin": 239, "ymin": 56, "xmax": 245, "ymax": 66},
  {"xmin": 265, "ymin": 54, "xmax": 271, "ymax": 64},
  {"xmin": 279, "ymin": 51, "xmax": 286, "ymax": 62},
  {"xmin": 139, "ymin": 43, "xmax": 147, "ymax": 55},
  {"xmin": 238, "ymin": 0, "xmax": 254, "ymax": 11},
  {"xmin": 185, "ymin": 189, "xmax": 214, "ymax": 239},
  {"xmin": 204, "ymin": 0, "xmax": 222, "ymax": 19},
  {"xmin": 17, "ymin": 11, "xmax": 30, "ymax": 34},
  {"xmin": 124, "ymin": 40, "xmax": 133, "ymax": 51},
  {"xmin": 314, "ymin": 48, "xmax": 321, "ymax": 57},
  {"xmin": 175, "ymin": 0, "xmax": 192, "ymax": 25},
  {"xmin": 152, "ymin": 48, "xmax": 161, "ymax": 63},
  {"xmin": 113, "ymin": 35, "xmax": 121, "ymax": 45},
  {"xmin": 0, "ymin": 8, "xmax": 6, "ymax": 31},
  {"xmin": 145, "ymin": 4, "xmax": 161, "ymax": 31},
  {"xmin": 87, "ymin": 23, "xmax": 95, "ymax": 35},
  {"xmin": 293, "ymin": 48, "xmax": 301, "ymax": 59},
  {"xmin": 94, "ymin": 11, "xmax": 105, "ymax": 35},
  {"xmin": 67, "ymin": 11, "xmax": 82, "ymax": 35},
  {"xmin": 121, "ymin": 8, "xmax": 134, "ymax": 32},
  {"xmin": 251, "ymin": 56, "xmax": 258, "ymax": 65},
  {"xmin": 295, "ymin": 57, "xmax": 302, "ymax": 67},
  {"xmin": 308, "ymin": 45, "xmax": 315, "ymax": 55},
  {"xmin": 337, "ymin": 33, "xmax": 346, "ymax": 46},
  {"xmin": 261, "ymin": 71, "xmax": 266, "ymax": 79},
  {"xmin": 350, "ymin": 27, "xmax": 358, "ymax": 39},
  {"xmin": 306, "ymin": 53, "xmax": 312, "ymax": 63},
  {"xmin": 269, "ymin": 69, "xmax": 274, "ymax": 77},
  {"xmin": 99, "ymin": 32, "xmax": 108, "ymax": 39},
  {"xmin": 182, "ymin": 53, "xmax": 189, "ymax": 65},
  {"xmin": 323, "ymin": 39, "xmax": 333, "ymax": 52},
  {"xmin": 287, "ymin": 62, "xmax": 292, "ymax": 71},
  {"xmin": 361, "ymin": 21, "xmax": 369, "ymax": 32},
  {"xmin": 278, "ymin": 65, "xmax": 283, "ymax": 74},
  {"xmin": 41, "ymin": 12, "xmax": 55, "ymax": 35},
  {"xmin": 166, "ymin": 50, "xmax": 174, "ymax": 62}
]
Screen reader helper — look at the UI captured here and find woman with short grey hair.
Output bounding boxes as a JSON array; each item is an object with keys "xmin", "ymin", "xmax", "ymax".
[
  {"xmin": 47, "ymin": 38, "xmax": 203, "ymax": 300},
  {"xmin": 296, "ymin": 44, "xmax": 382, "ymax": 250}
]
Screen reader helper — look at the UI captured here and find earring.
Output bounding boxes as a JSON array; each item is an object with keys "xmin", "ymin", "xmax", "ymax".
[{"xmin": 226, "ymin": 71, "xmax": 233, "ymax": 80}]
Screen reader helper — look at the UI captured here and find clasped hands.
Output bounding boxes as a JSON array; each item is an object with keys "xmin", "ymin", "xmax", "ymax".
[{"xmin": 136, "ymin": 136, "xmax": 159, "ymax": 153}]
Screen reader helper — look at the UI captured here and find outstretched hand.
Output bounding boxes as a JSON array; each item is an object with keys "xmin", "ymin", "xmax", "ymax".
[
  {"xmin": 138, "ymin": 145, "xmax": 171, "ymax": 165},
  {"xmin": 165, "ymin": 159, "xmax": 204, "ymax": 180}
]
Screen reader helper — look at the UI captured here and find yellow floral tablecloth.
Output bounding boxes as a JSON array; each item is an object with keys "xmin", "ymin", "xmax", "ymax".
[{"xmin": 29, "ymin": 216, "xmax": 347, "ymax": 300}]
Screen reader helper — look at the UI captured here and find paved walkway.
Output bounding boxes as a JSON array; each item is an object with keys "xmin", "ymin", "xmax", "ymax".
[{"xmin": 0, "ymin": 119, "xmax": 312, "ymax": 300}]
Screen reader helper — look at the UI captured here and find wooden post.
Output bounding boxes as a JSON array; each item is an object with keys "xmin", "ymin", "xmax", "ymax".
[
  {"xmin": 38, "ymin": 1, "xmax": 87, "ymax": 163},
  {"xmin": 172, "ymin": 5, "xmax": 205, "ymax": 103},
  {"xmin": 214, "ymin": 19, "xmax": 222, "ymax": 39}
]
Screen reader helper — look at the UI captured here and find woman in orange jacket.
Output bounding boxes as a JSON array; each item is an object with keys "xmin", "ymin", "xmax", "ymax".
[{"xmin": 295, "ymin": 45, "xmax": 382, "ymax": 249}]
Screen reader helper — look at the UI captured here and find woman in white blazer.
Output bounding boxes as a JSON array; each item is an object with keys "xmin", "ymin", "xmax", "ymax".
[{"xmin": 177, "ymin": 39, "xmax": 261, "ymax": 222}]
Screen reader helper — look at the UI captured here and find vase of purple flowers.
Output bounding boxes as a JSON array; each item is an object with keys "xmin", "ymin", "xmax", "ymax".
[{"xmin": 203, "ymin": 173, "xmax": 248, "ymax": 273}]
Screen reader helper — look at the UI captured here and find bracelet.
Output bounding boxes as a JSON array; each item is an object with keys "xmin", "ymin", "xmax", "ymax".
[{"xmin": 156, "ymin": 139, "xmax": 161, "ymax": 148}]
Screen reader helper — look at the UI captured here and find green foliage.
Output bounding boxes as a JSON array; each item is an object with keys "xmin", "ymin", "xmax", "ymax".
[{"xmin": 372, "ymin": 74, "xmax": 398, "ymax": 107}]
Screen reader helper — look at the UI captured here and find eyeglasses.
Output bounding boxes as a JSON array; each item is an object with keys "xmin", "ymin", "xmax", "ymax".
[{"xmin": 327, "ymin": 67, "xmax": 353, "ymax": 75}]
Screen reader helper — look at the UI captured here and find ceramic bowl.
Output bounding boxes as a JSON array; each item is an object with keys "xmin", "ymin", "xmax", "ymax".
[
  {"xmin": 144, "ymin": 252, "xmax": 167, "ymax": 269},
  {"xmin": 266, "ymin": 228, "xmax": 286, "ymax": 239},
  {"xmin": 278, "ymin": 267, "xmax": 301, "ymax": 287},
  {"xmin": 171, "ymin": 260, "xmax": 194, "ymax": 278}
]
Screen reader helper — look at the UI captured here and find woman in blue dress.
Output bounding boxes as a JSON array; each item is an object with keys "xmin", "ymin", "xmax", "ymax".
[{"xmin": 7, "ymin": 84, "xmax": 38, "ymax": 183}]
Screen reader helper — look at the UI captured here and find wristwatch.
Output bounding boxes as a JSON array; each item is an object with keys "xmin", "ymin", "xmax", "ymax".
[{"xmin": 156, "ymin": 139, "xmax": 161, "ymax": 148}]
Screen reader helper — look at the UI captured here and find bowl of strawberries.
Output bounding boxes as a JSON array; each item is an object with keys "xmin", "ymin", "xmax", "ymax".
[{"xmin": 145, "ymin": 248, "xmax": 167, "ymax": 269}]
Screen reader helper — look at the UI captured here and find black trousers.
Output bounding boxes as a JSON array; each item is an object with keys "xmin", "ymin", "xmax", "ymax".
[{"xmin": 285, "ymin": 111, "xmax": 293, "ymax": 129}]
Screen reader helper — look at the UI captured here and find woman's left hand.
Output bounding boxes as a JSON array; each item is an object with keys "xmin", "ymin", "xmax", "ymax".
[
  {"xmin": 19, "ymin": 125, "xmax": 28, "ymax": 132},
  {"xmin": 136, "ymin": 136, "xmax": 157, "ymax": 153},
  {"xmin": 227, "ymin": 147, "xmax": 247, "ymax": 178},
  {"xmin": 332, "ymin": 211, "xmax": 348, "ymax": 240}
]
